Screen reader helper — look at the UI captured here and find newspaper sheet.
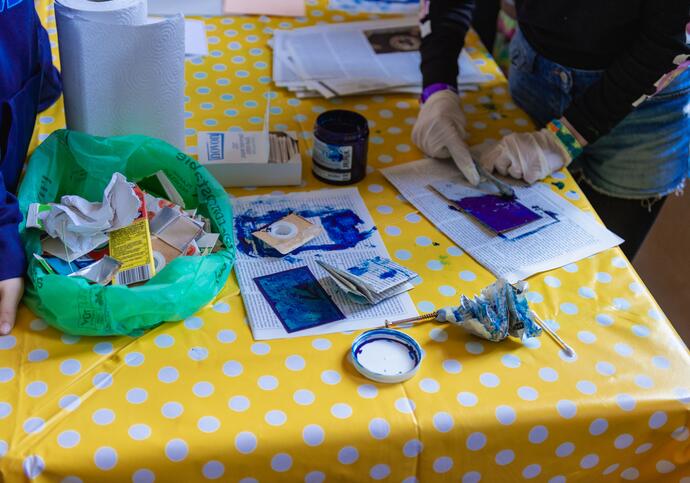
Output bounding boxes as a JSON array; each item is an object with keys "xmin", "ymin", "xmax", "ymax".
[
  {"xmin": 382, "ymin": 158, "xmax": 623, "ymax": 283},
  {"xmin": 272, "ymin": 17, "xmax": 484, "ymax": 98},
  {"xmin": 231, "ymin": 188, "xmax": 418, "ymax": 340},
  {"xmin": 328, "ymin": 0, "xmax": 420, "ymax": 14}
]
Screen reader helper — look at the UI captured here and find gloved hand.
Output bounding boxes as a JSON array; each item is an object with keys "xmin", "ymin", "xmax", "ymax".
[
  {"xmin": 412, "ymin": 89, "xmax": 480, "ymax": 185},
  {"xmin": 479, "ymin": 122, "xmax": 581, "ymax": 184},
  {"xmin": 0, "ymin": 277, "xmax": 23, "ymax": 335}
]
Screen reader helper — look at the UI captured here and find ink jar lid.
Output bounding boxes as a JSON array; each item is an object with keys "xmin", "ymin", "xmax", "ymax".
[
  {"xmin": 350, "ymin": 329, "xmax": 423, "ymax": 383},
  {"xmin": 312, "ymin": 110, "xmax": 369, "ymax": 186}
]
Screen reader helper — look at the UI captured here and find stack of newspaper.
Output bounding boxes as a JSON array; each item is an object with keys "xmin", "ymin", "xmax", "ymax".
[{"xmin": 272, "ymin": 17, "xmax": 485, "ymax": 98}]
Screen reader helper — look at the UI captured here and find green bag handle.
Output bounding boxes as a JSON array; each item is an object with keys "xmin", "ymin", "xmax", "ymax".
[{"xmin": 17, "ymin": 129, "xmax": 236, "ymax": 336}]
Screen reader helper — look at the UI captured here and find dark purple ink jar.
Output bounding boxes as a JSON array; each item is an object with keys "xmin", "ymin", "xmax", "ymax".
[{"xmin": 312, "ymin": 110, "xmax": 369, "ymax": 185}]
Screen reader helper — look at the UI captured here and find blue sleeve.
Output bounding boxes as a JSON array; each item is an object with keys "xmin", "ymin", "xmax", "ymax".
[{"xmin": 0, "ymin": 171, "xmax": 25, "ymax": 281}]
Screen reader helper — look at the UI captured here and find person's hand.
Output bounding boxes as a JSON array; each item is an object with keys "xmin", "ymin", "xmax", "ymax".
[
  {"xmin": 479, "ymin": 119, "xmax": 585, "ymax": 184},
  {"xmin": 412, "ymin": 89, "xmax": 480, "ymax": 185},
  {"xmin": 0, "ymin": 278, "xmax": 24, "ymax": 335}
]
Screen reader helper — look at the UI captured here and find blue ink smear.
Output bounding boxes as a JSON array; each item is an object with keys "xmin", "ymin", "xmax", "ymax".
[
  {"xmin": 348, "ymin": 266, "xmax": 367, "ymax": 276},
  {"xmin": 380, "ymin": 269, "xmax": 397, "ymax": 279},
  {"xmin": 235, "ymin": 207, "xmax": 376, "ymax": 258},
  {"xmin": 551, "ymin": 181, "xmax": 565, "ymax": 190},
  {"xmin": 254, "ymin": 266, "xmax": 344, "ymax": 333}
]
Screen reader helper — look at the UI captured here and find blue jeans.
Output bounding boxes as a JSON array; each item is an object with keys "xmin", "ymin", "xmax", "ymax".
[{"xmin": 509, "ymin": 29, "xmax": 690, "ymax": 199}]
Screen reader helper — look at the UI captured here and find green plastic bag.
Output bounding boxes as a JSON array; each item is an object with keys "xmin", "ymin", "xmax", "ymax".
[{"xmin": 17, "ymin": 129, "xmax": 236, "ymax": 336}]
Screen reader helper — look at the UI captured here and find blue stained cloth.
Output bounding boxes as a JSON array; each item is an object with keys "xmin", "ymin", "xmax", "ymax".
[{"xmin": 0, "ymin": 0, "xmax": 61, "ymax": 281}]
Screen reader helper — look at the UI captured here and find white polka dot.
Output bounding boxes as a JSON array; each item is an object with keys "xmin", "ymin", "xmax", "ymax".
[
  {"xmin": 124, "ymin": 352, "xmax": 145, "ymax": 367},
  {"xmin": 331, "ymin": 403, "xmax": 352, "ymax": 419},
  {"xmin": 615, "ymin": 343, "xmax": 633, "ymax": 357},
  {"xmin": 158, "ymin": 367, "xmax": 179, "ymax": 384},
  {"xmin": 162, "ymin": 402, "xmax": 184, "ymax": 418},
  {"xmin": 447, "ymin": 246, "xmax": 463, "ymax": 256},
  {"xmin": 443, "ymin": 359, "xmax": 462, "ymax": 374},
  {"xmin": 165, "ymin": 439, "xmax": 188, "ymax": 461},
  {"xmin": 94, "ymin": 447, "xmax": 118, "ymax": 470},
  {"xmin": 312, "ymin": 338, "xmax": 331, "ymax": 350},
  {"xmin": 612, "ymin": 256, "xmax": 627, "ymax": 268},
  {"xmin": 417, "ymin": 301, "xmax": 435, "ymax": 312},
  {"xmin": 459, "ymin": 270, "xmax": 477, "ymax": 281},
  {"xmin": 433, "ymin": 412, "xmax": 454, "ymax": 432},
  {"xmin": 596, "ymin": 361, "xmax": 616, "ymax": 376},
  {"xmin": 518, "ymin": 386, "xmax": 539, "ymax": 401},
  {"xmin": 198, "ymin": 416, "xmax": 220, "ymax": 433},
  {"xmin": 271, "ymin": 453, "xmax": 293, "ymax": 472},
  {"xmin": 528, "ymin": 425, "xmax": 548, "ymax": 444},
  {"xmin": 613, "ymin": 297, "xmax": 631, "ymax": 310},
  {"xmin": 193, "ymin": 382, "xmax": 215, "ymax": 398},
  {"xmin": 466, "ymin": 432, "xmax": 487, "ymax": 450},
  {"xmin": 222, "ymin": 360, "xmax": 243, "ymax": 377},
  {"xmin": 457, "ymin": 392, "xmax": 478, "ymax": 407},
  {"xmin": 580, "ymin": 454, "xmax": 599, "ymax": 469},
  {"xmin": 556, "ymin": 400, "xmax": 577, "ymax": 419},
  {"xmin": 635, "ymin": 443, "xmax": 653, "ymax": 454},
  {"xmin": 596, "ymin": 313, "xmax": 614, "ymax": 326},
  {"xmin": 132, "ymin": 468, "xmax": 156, "ymax": 483},
  {"xmin": 28, "ymin": 349, "xmax": 49, "ymax": 362},
  {"xmin": 370, "ymin": 463, "xmax": 390, "ymax": 480},
  {"xmin": 303, "ymin": 424, "xmax": 325, "ymax": 446},
  {"xmin": 616, "ymin": 394, "xmax": 636, "ymax": 411},
  {"xmin": 495, "ymin": 449, "xmax": 515, "ymax": 465},
  {"xmin": 496, "ymin": 405, "xmax": 516, "ymax": 425},
  {"xmin": 560, "ymin": 303, "xmax": 578, "ymax": 315},
  {"xmin": 155, "ymin": 334, "xmax": 175, "ymax": 348},
  {"xmin": 524, "ymin": 338, "xmax": 542, "ymax": 350},
  {"xmin": 525, "ymin": 292, "xmax": 543, "ymax": 303},
  {"xmin": 671, "ymin": 426, "xmax": 689, "ymax": 441},
  {"xmin": 92, "ymin": 409, "xmax": 115, "ymax": 425},
  {"xmin": 656, "ymin": 460, "xmax": 675, "ymax": 474},
  {"xmin": 377, "ymin": 205, "xmax": 393, "ymax": 215},
  {"xmin": 305, "ymin": 471, "xmax": 325, "ymax": 483},
  {"xmin": 217, "ymin": 329, "xmax": 236, "ymax": 343},
  {"xmin": 480, "ymin": 372, "xmax": 500, "ymax": 387},
  {"xmin": 59, "ymin": 395, "xmax": 81, "ymax": 411},
  {"xmin": 93, "ymin": 342, "xmax": 113, "ymax": 355},
  {"xmin": 293, "ymin": 389, "xmax": 315, "ymax": 406},
  {"xmin": 126, "ymin": 388, "xmax": 148, "ymax": 404},
  {"xmin": 212, "ymin": 301, "xmax": 230, "ymax": 313},
  {"xmin": 393, "ymin": 399, "xmax": 416, "ymax": 416},
  {"xmin": 251, "ymin": 342, "xmax": 270, "ymax": 355},
  {"xmin": 419, "ymin": 378, "xmax": 440, "ymax": 393},
  {"xmin": 188, "ymin": 347, "xmax": 209, "ymax": 361},
  {"xmin": 24, "ymin": 417, "xmax": 45, "ymax": 434},
  {"xmin": 235, "ymin": 432, "xmax": 257, "ymax": 454},
  {"xmin": 649, "ymin": 411, "xmax": 667, "ymax": 429},
  {"xmin": 258, "ymin": 375, "xmax": 278, "ymax": 390},
  {"xmin": 635, "ymin": 375, "xmax": 654, "ymax": 389},
  {"xmin": 539, "ymin": 367, "xmax": 559, "ymax": 382},
  {"xmin": 357, "ymin": 384, "xmax": 378, "ymax": 399},
  {"xmin": 429, "ymin": 328, "xmax": 448, "ymax": 342},
  {"xmin": 648, "ymin": 308, "xmax": 663, "ymax": 321},
  {"xmin": 128, "ymin": 424, "xmax": 152, "ymax": 441},
  {"xmin": 338, "ymin": 446, "xmax": 359, "ymax": 464},
  {"xmin": 26, "ymin": 381, "xmax": 47, "ymax": 397},
  {"xmin": 463, "ymin": 471, "xmax": 481, "ymax": 483},
  {"xmin": 544, "ymin": 276, "xmax": 561, "ymax": 287},
  {"xmin": 465, "ymin": 341, "xmax": 484, "ymax": 355},
  {"xmin": 265, "ymin": 410, "xmax": 287, "ymax": 426},
  {"xmin": 23, "ymin": 455, "xmax": 44, "ymax": 479},
  {"xmin": 403, "ymin": 439, "xmax": 423, "ymax": 457},
  {"xmin": 369, "ymin": 418, "xmax": 390, "ymax": 440},
  {"xmin": 556, "ymin": 442, "xmax": 575, "ymax": 457},
  {"xmin": 433, "ymin": 456, "xmax": 453, "ymax": 473},
  {"xmin": 501, "ymin": 354, "xmax": 521, "ymax": 368},
  {"xmin": 321, "ymin": 370, "xmax": 341, "ymax": 385},
  {"xmin": 0, "ymin": 336, "xmax": 16, "ymax": 350},
  {"xmin": 184, "ymin": 316, "xmax": 203, "ymax": 330},
  {"xmin": 438, "ymin": 285, "xmax": 456, "ymax": 296},
  {"xmin": 621, "ymin": 467, "xmax": 640, "ymax": 480},
  {"xmin": 203, "ymin": 461, "xmax": 225, "ymax": 479},
  {"xmin": 368, "ymin": 183, "xmax": 384, "ymax": 193},
  {"xmin": 522, "ymin": 464, "xmax": 541, "ymax": 479},
  {"xmin": 578, "ymin": 331, "xmax": 596, "ymax": 344},
  {"xmin": 651, "ymin": 356, "xmax": 670, "ymax": 369},
  {"xmin": 576, "ymin": 380, "xmax": 597, "ymax": 395},
  {"xmin": 578, "ymin": 286, "xmax": 596, "ymax": 299},
  {"xmin": 614, "ymin": 434, "xmax": 634, "ymax": 449},
  {"xmin": 92, "ymin": 372, "xmax": 113, "ymax": 390},
  {"xmin": 60, "ymin": 359, "xmax": 81, "ymax": 376},
  {"xmin": 589, "ymin": 418, "xmax": 608, "ymax": 436},
  {"xmin": 603, "ymin": 464, "xmax": 620, "ymax": 475}
]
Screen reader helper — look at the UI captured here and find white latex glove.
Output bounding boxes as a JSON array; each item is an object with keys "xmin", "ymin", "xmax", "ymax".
[
  {"xmin": 479, "ymin": 128, "xmax": 571, "ymax": 184},
  {"xmin": 412, "ymin": 90, "xmax": 480, "ymax": 185},
  {"xmin": 0, "ymin": 277, "xmax": 23, "ymax": 335}
]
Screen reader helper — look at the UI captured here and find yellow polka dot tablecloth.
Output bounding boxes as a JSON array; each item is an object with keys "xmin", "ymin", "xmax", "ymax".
[{"xmin": 2, "ymin": 1, "xmax": 689, "ymax": 482}]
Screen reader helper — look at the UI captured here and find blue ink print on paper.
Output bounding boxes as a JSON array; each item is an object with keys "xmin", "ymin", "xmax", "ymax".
[
  {"xmin": 346, "ymin": 256, "xmax": 417, "ymax": 285},
  {"xmin": 235, "ymin": 206, "xmax": 376, "ymax": 258},
  {"xmin": 254, "ymin": 266, "xmax": 345, "ymax": 333},
  {"xmin": 456, "ymin": 195, "xmax": 542, "ymax": 234}
]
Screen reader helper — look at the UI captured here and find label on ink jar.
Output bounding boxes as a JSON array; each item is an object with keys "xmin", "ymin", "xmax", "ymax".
[
  {"xmin": 313, "ymin": 138, "xmax": 353, "ymax": 170},
  {"xmin": 312, "ymin": 164, "xmax": 352, "ymax": 182}
]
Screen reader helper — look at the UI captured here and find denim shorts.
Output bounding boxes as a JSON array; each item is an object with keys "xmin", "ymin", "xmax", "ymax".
[{"xmin": 508, "ymin": 29, "xmax": 690, "ymax": 199}]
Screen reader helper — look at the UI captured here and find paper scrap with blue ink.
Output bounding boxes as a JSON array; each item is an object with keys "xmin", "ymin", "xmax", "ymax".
[
  {"xmin": 318, "ymin": 256, "xmax": 418, "ymax": 304},
  {"xmin": 254, "ymin": 266, "xmax": 345, "ymax": 333},
  {"xmin": 231, "ymin": 188, "xmax": 419, "ymax": 340}
]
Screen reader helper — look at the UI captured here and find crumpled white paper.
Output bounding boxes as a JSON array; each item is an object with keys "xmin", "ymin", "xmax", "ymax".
[{"xmin": 42, "ymin": 173, "xmax": 141, "ymax": 256}]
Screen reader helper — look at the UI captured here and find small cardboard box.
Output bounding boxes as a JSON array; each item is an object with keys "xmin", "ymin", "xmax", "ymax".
[{"xmin": 197, "ymin": 130, "xmax": 302, "ymax": 187}]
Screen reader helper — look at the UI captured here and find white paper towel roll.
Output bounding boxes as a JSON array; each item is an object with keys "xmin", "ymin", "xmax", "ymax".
[{"xmin": 56, "ymin": 0, "xmax": 185, "ymax": 149}]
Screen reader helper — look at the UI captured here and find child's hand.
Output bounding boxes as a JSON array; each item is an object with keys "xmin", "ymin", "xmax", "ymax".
[{"xmin": 0, "ymin": 278, "xmax": 24, "ymax": 335}]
